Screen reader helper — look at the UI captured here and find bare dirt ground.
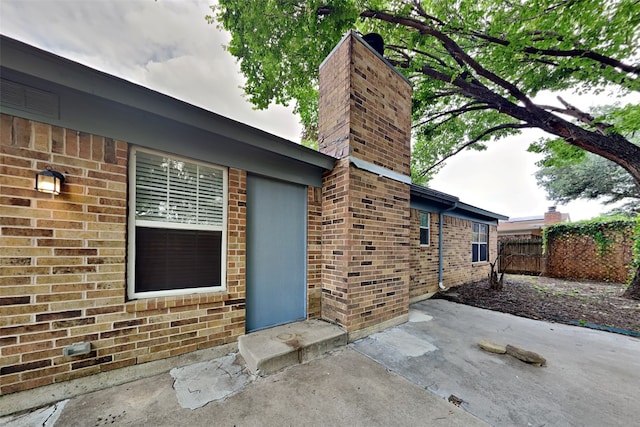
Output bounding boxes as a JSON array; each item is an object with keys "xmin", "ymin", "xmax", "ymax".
[{"xmin": 436, "ymin": 274, "xmax": 640, "ymax": 335}]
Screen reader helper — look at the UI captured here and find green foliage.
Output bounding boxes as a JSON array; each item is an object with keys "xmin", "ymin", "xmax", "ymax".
[
  {"xmin": 601, "ymin": 103, "xmax": 640, "ymax": 137},
  {"xmin": 210, "ymin": 1, "xmax": 640, "ymax": 186},
  {"xmin": 528, "ymin": 138, "xmax": 587, "ymax": 168},
  {"xmin": 534, "ymin": 154, "xmax": 640, "ymax": 215},
  {"xmin": 300, "ymin": 138, "xmax": 318, "ymax": 150},
  {"xmin": 208, "ymin": 1, "xmax": 361, "ymax": 135},
  {"xmin": 632, "ymin": 215, "xmax": 640, "ymax": 270},
  {"xmin": 531, "ymin": 105, "xmax": 640, "ymax": 215},
  {"xmin": 543, "ymin": 216, "xmax": 635, "ymax": 256},
  {"xmin": 530, "ymin": 104, "xmax": 640, "ymax": 168}
]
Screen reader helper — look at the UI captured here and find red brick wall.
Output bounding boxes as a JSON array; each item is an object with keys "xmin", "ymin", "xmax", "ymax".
[
  {"xmin": 318, "ymin": 38, "xmax": 351, "ymax": 159},
  {"xmin": 320, "ymin": 159, "xmax": 350, "ymax": 326},
  {"xmin": 320, "ymin": 160, "xmax": 410, "ymax": 331},
  {"xmin": 544, "ymin": 211, "xmax": 562, "ymax": 225},
  {"xmin": 409, "ymin": 209, "xmax": 439, "ymax": 298},
  {"xmin": 307, "ymin": 186, "xmax": 322, "ymax": 318},
  {"xmin": 409, "ymin": 209, "xmax": 497, "ymax": 298},
  {"xmin": 442, "ymin": 216, "xmax": 496, "ymax": 286},
  {"xmin": 546, "ymin": 225, "xmax": 634, "ymax": 282},
  {"xmin": 319, "ymin": 33, "xmax": 411, "ymax": 175},
  {"xmin": 348, "ymin": 41, "xmax": 411, "ymax": 175},
  {"xmin": 0, "ymin": 114, "xmax": 246, "ymax": 395}
]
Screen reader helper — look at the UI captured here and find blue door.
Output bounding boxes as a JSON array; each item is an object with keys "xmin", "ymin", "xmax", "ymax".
[{"xmin": 246, "ymin": 174, "xmax": 307, "ymax": 332}]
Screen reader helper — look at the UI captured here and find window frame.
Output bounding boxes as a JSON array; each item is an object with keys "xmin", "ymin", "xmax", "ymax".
[
  {"xmin": 419, "ymin": 211, "xmax": 430, "ymax": 246},
  {"xmin": 472, "ymin": 222, "xmax": 489, "ymax": 263},
  {"xmin": 127, "ymin": 147, "xmax": 228, "ymax": 299}
]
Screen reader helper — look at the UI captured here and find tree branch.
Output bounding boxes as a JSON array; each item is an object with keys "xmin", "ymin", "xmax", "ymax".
[
  {"xmin": 412, "ymin": 0, "xmax": 445, "ymax": 26},
  {"xmin": 416, "ymin": 62, "xmax": 528, "ymax": 117},
  {"xmin": 405, "ymin": 46, "xmax": 451, "ymax": 69},
  {"xmin": 554, "ymin": 96, "xmax": 614, "ymax": 135},
  {"xmin": 384, "ymin": 44, "xmax": 412, "ymax": 65},
  {"xmin": 412, "ymin": 103, "xmax": 490, "ymax": 128},
  {"xmin": 360, "ymin": 9, "xmax": 539, "ymax": 110},
  {"xmin": 416, "ymin": 123, "xmax": 534, "ymax": 178},
  {"xmin": 469, "ymin": 31, "xmax": 639, "ymax": 75},
  {"xmin": 358, "ymin": 6, "xmax": 640, "ymax": 185}
]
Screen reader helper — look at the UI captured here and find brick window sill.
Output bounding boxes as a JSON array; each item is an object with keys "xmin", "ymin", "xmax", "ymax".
[{"xmin": 125, "ymin": 290, "xmax": 231, "ymax": 313}]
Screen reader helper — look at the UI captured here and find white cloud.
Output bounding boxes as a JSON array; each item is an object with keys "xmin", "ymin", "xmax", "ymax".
[{"xmin": 0, "ymin": 0, "xmax": 302, "ymax": 140}]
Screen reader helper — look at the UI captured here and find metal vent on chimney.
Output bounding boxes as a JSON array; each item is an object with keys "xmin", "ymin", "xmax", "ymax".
[
  {"xmin": 362, "ymin": 33, "xmax": 385, "ymax": 56},
  {"xmin": 0, "ymin": 78, "xmax": 59, "ymax": 119}
]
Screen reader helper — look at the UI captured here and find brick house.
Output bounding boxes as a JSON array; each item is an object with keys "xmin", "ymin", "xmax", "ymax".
[
  {"xmin": 0, "ymin": 32, "xmax": 505, "ymax": 398},
  {"xmin": 497, "ymin": 206, "xmax": 570, "ymax": 240}
]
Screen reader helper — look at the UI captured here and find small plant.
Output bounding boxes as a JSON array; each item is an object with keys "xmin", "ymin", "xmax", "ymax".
[
  {"xmin": 488, "ymin": 249, "xmax": 514, "ymax": 291},
  {"xmin": 533, "ymin": 285, "xmax": 549, "ymax": 293}
]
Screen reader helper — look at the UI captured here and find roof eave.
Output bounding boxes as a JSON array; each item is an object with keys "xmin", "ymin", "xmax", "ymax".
[
  {"xmin": 455, "ymin": 201, "xmax": 509, "ymax": 221},
  {"xmin": 0, "ymin": 35, "xmax": 336, "ymax": 171}
]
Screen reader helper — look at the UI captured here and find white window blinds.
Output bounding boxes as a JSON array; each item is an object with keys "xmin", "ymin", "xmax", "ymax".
[{"xmin": 135, "ymin": 150, "xmax": 224, "ymax": 227}]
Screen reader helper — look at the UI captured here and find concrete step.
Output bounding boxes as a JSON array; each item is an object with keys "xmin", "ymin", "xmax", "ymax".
[{"xmin": 238, "ymin": 319, "xmax": 347, "ymax": 375}]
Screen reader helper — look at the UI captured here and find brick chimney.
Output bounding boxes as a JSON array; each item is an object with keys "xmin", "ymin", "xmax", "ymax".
[
  {"xmin": 318, "ymin": 31, "xmax": 412, "ymax": 339},
  {"xmin": 544, "ymin": 206, "xmax": 562, "ymax": 225}
]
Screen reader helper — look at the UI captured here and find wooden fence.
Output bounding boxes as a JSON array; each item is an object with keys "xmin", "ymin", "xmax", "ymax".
[{"xmin": 499, "ymin": 238, "xmax": 544, "ymax": 275}]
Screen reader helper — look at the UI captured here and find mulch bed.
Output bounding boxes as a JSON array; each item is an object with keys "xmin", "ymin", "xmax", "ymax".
[{"xmin": 435, "ymin": 274, "xmax": 640, "ymax": 335}]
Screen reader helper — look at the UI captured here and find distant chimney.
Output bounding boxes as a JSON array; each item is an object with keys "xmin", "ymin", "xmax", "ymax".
[{"xmin": 544, "ymin": 206, "xmax": 562, "ymax": 225}]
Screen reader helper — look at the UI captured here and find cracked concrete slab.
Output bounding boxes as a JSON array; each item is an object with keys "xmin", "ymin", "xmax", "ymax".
[
  {"xmin": 170, "ymin": 353, "xmax": 254, "ymax": 409},
  {"xmin": 42, "ymin": 347, "xmax": 485, "ymax": 426},
  {"xmin": 366, "ymin": 327, "xmax": 438, "ymax": 357},
  {"xmin": 354, "ymin": 299, "xmax": 640, "ymax": 427},
  {"xmin": 408, "ymin": 309, "xmax": 433, "ymax": 323},
  {"xmin": 0, "ymin": 399, "xmax": 68, "ymax": 427}
]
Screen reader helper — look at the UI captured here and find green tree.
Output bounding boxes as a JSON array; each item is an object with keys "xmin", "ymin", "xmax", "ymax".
[
  {"xmin": 531, "ymin": 105, "xmax": 640, "ymax": 216},
  {"xmin": 209, "ymin": 1, "xmax": 640, "ymax": 299},
  {"xmin": 535, "ymin": 154, "xmax": 640, "ymax": 216}
]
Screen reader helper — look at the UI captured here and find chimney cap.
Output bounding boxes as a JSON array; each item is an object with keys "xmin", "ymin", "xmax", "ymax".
[
  {"xmin": 547, "ymin": 206, "xmax": 556, "ymax": 212},
  {"xmin": 362, "ymin": 33, "xmax": 384, "ymax": 56}
]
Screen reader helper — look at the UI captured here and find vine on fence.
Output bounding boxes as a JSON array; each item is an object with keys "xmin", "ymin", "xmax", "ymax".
[
  {"xmin": 630, "ymin": 216, "xmax": 640, "ymax": 282},
  {"xmin": 543, "ymin": 216, "xmax": 636, "ymax": 256}
]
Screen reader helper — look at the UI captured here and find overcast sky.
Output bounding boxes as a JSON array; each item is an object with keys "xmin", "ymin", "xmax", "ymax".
[{"xmin": 1, "ymin": 0, "xmax": 630, "ymax": 220}]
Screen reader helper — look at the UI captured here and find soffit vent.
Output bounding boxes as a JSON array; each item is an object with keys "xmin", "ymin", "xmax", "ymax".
[{"xmin": 0, "ymin": 78, "xmax": 59, "ymax": 119}]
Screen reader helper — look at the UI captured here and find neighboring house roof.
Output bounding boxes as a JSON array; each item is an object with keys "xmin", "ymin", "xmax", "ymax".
[
  {"xmin": 410, "ymin": 184, "xmax": 508, "ymax": 224},
  {"xmin": 497, "ymin": 218, "xmax": 545, "ymax": 234},
  {"xmin": 497, "ymin": 211, "xmax": 570, "ymax": 235},
  {"xmin": 507, "ymin": 215, "xmax": 545, "ymax": 222},
  {"xmin": 0, "ymin": 35, "xmax": 335, "ymax": 187}
]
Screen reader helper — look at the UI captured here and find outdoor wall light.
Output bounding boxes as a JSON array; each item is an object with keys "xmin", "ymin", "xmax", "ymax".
[{"xmin": 35, "ymin": 169, "xmax": 65, "ymax": 195}]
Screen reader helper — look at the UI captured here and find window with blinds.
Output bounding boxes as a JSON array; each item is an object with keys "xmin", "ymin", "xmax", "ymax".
[{"xmin": 128, "ymin": 148, "xmax": 227, "ymax": 298}]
